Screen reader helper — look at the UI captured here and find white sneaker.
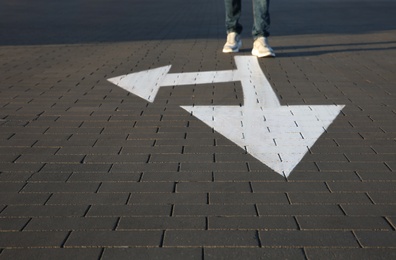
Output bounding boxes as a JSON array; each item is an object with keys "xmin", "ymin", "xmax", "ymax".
[
  {"xmin": 252, "ymin": 37, "xmax": 275, "ymax": 57},
  {"xmin": 222, "ymin": 32, "xmax": 242, "ymax": 53}
]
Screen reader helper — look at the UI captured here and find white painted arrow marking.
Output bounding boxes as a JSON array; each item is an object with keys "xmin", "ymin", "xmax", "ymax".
[{"xmin": 108, "ymin": 56, "xmax": 344, "ymax": 177}]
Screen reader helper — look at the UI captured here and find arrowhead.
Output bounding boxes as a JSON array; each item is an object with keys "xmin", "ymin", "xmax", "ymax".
[
  {"xmin": 107, "ymin": 65, "xmax": 172, "ymax": 102},
  {"xmin": 181, "ymin": 104, "xmax": 344, "ymax": 177}
]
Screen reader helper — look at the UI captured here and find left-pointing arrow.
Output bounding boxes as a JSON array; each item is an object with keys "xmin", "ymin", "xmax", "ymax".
[{"xmin": 108, "ymin": 66, "xmax": 241, "ymax": 103}]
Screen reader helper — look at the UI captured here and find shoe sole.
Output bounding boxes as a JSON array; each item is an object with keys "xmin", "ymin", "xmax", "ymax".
[
  {"xmin": 252, "ymin": 49, "xmax": 275, "ymax": 57},
  {"xmin": 223, "ymin": 41, "xmax": 242, "ymax": 53},
  {"xmin": 223, "ymin": 48, "xmax": 240, "ymax": 53}
]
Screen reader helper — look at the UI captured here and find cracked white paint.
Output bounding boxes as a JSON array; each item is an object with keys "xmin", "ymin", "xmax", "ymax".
[{"xmin": 108, "ymin": 56, "xmax": 344, "ymax": 177}]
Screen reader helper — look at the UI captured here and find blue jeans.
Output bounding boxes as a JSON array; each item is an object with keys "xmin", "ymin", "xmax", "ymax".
[{"xmin": 224, "ymin": 0, "xmax": 270, "ymax": 38}]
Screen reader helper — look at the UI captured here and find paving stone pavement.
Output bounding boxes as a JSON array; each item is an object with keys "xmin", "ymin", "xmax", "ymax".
[{"xmin": 1, "ymin": 0, "xmax": 396, "ymax": 259}]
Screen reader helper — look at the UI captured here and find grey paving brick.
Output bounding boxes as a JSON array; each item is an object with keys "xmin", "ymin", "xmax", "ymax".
[
  {"xmin": 110, "ymin": 162, "xmax": 179, "ymax": 173},
  {"xmin": 68, "ymin": 172, "xmax": 141, "ymax": 182},
  {"xmin": 0, "ymin": 248, "xmax": 103, "ymax": 260},
  {"xmin": 69, "ymin": 134, "xmax": 128, "ymax": 143},
  {"xmin": 2, "ymin": 147, "xmax": 59, "ymax": 156},
  {"xmin": 345, "ymin": 153, "xmax": 396, "ymax": 162},
  {"xmin": 208, "ymin": 216, "xmax": 298, "ymax": 230},
  {"xmin": 251, "ymin": 182, "xmax": 329, "ymax": 192},
  {"xmin": 126, "ymin": 132, "xmax": 186, "ymax": 140},
  {"xmin": 65, "ymin": 230, "xmax": 163, "ymax": 247},
  {"xmin": 83, "ymin": 154, "xmax": 150, "ymax": 163},
  {"xmin": 176, "ymin": 182, "xmax": 251, "ymax": 193},
  {"xmin": 21, "ymin": 182, "xmax": 100, "ymax": 193},
  {"xmin": 120, "ymin": 145, "xmax": 183, "ymax": 155},
  {"xmin": 257, "ymin": 204, "xmax": 344, "ymax": 216},
  {"xmin": 102, "ymin": 248, "xmax": 202, "ymax": 260},
  {"xmin": 87, "ymin": 205, "xmax": 171, "ymax": 217},
  {"xmin": 0, "ymin": 205, "xmax": 88, "ymax": 217},
  {"xmin": 305, "ymin": 248, "xmax": 396, "ymax": 260},
  {"xmin": 297, "ymin": 216, "xmax": 392, "ymax": 230},
  {"xmin": 0, "ymin": 183, "xmax": 25, "ymax": 192},
  {"xmin": 209, "ymin": 193, "xmax": 289, "ymax": 204},
  {"xmin": 135, "ymin": 120, "xmax": 187, "ymax": 128},
  {"xmin": 40, "ymin": 163, "xmax": 112, "ymax": 173},
  {"xmin": 368, "ymin": 192, "xmax": 396, "ymax": 204},
  {"xmin": 46, "ymin": 193, "xmax": 129, "ymax": 205},
  {"xmin": 174, "ymin": 205, "xmax": 257, "ymax": 216},
  {"xmin": 0, "ymin": 147, "xmax": 24, "ymax": 155},
  {"xmin": 25, "ymin": 217, "xmax": 118, "ymax": 231},
  {"xmin": 0, "ymin": 172, "xmax": 32, "ymax": 182},
  {"xmin": 44, "ymin": 127, "xmax": 103, "ymax": 135},
  {"xmin": 0, "ymin": 154, "xmax": 19, "ymax": 163},
  {"xmin": 149, "ymin": 153, "xmax": 214, "ymax": 163},
  {"xmin": 316, "ymin": 162, "xmax": 390, "ymax": 172},
  {"xmin": 0, "ymin": 127, "xmax": 48, "ymax": 136},
  {"xmin": 56, "ymin": 146, "xmax": 121, "ymax": 155},
  {"xmin": 371, "ymin": 145, "xmax": 396, "ymax": 154},
  {"xmin": 0, "ymin": 218, "xmax": 29, "ymax": 231},
  {"xmin": 9, "ymin": 133, "xmax": 71, "ymax": 142},
  {"xmin": 288, "ymin": 192, "xmax": 372, "ymax": 204},
  {"xmin": 259, "ymin": 230, "xmax": 359, "ymax": 247},
  {"xmin": 28, "ymin": 172, "xmax": 72, "ymax": 182},
  {"xmin": 309, "ymin": 146, "xmax": 376, "ymax": 154},
  {"xmin": 0, "ymin": 231, "xmax": 69, "ymax": 248},
  {"xmin": 142, "ymin": 171, "xmax": 213, "ymax": 182},
  {"xmin": 183, "ymin": 145, "xmax": 243, "ymax": 154},
  {"xmin": 180, "ymin": 162, "xmax": 249, "ymax": 172},
  {"xmin": 357, "ymin": 171, "xmax": 396, "ymax": 181},
  {"xmin": 289, "ymin": 171, "xmax": 361, "ymax": 181},
  {"xmin": 355, "ymin": 231, "xmax": 396, "ymax": 247},
  {"xmin": 128, "ymin": 192, "xmax": 207, "ymax": 205},
  {"xmin": 215, "ymin": 153, "xmax": 260, "ymax": 163},
  {"xmin": 94, "ymin": 139, "xmax": 154, "ymax": 147},
  {"xmin": 118, "ymin": 216, "xmax": 205, "ymax": 230},
  {"xmin": 341, "ymin": 205, "xmax": 396, "ymax": 216},
  {"xmin": 102, "ymin": 127, "xmax": 155, "ymax": 135},
  {"xmin": 0, "ymin": 163, "xmax": 44, "ymax": 173},
  {"xmin": 204, "ymin": 248, "xmax": 306, "ymax": 260},
  {"xmin": 0, "ymin": 193, "xmax": 50, "ymax": 205},
  {"xmin": 98, "ymin": 182, "xmax": 175, "ymax": 192},
  {"xmin": 164, "ymin": 230, "xmax": 260, "ymax": 247},
  {"xmin": 327, "ymin": 181, "xmax": 396, "ymax": 192},
  {"xmin": 33, "ymin": 138, "xmax": 97, "ymax": 147},
  {"xmin": 0, "ymin": 139, "xmax": 37, "ymax": 148},
  {"xmin": 214, "ymin": 171, "xmax": 285, "ymax": 181}
]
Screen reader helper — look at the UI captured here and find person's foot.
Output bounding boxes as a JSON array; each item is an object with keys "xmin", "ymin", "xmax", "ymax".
[
  {"xmin": 252, "ymin": 37, "xmax": 275, "ymax": 57},
  {"xmin": 222, "ymin": 32, "xmax": 242, "ymax": 53}
]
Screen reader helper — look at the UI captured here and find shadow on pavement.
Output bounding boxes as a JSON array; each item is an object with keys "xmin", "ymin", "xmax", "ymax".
[{"xmin": 274, "ymin": 41, "xmax": 396, "ymax": 57}]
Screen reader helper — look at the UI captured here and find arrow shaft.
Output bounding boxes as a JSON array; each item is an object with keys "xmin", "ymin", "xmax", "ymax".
[
  {"xmin": 234, "ymin": 56, "xmax": 281, "ymax": 108},
  {"xmin": 161, "ymin": 57, "xmax": 280, "ymax": 109},
  {"xmin": 161, "ymin": 70, "xmax": 237, "ymax": 87}
]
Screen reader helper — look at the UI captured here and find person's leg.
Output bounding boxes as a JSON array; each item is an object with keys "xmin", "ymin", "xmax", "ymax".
[
  {"xmin": 251, "ymin": 0, "xmax": 275, "ymax": 57},
  {"xmin": 223, "ymin": 0, "xmax": 243, "ymax": 52},
  {"xmin": 224, "ymin": 0, "xmax": 243, "ymax": 34},
  {"xmin": 252, "ymin": 0, "xmax": 270, "ymax": 38}
]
